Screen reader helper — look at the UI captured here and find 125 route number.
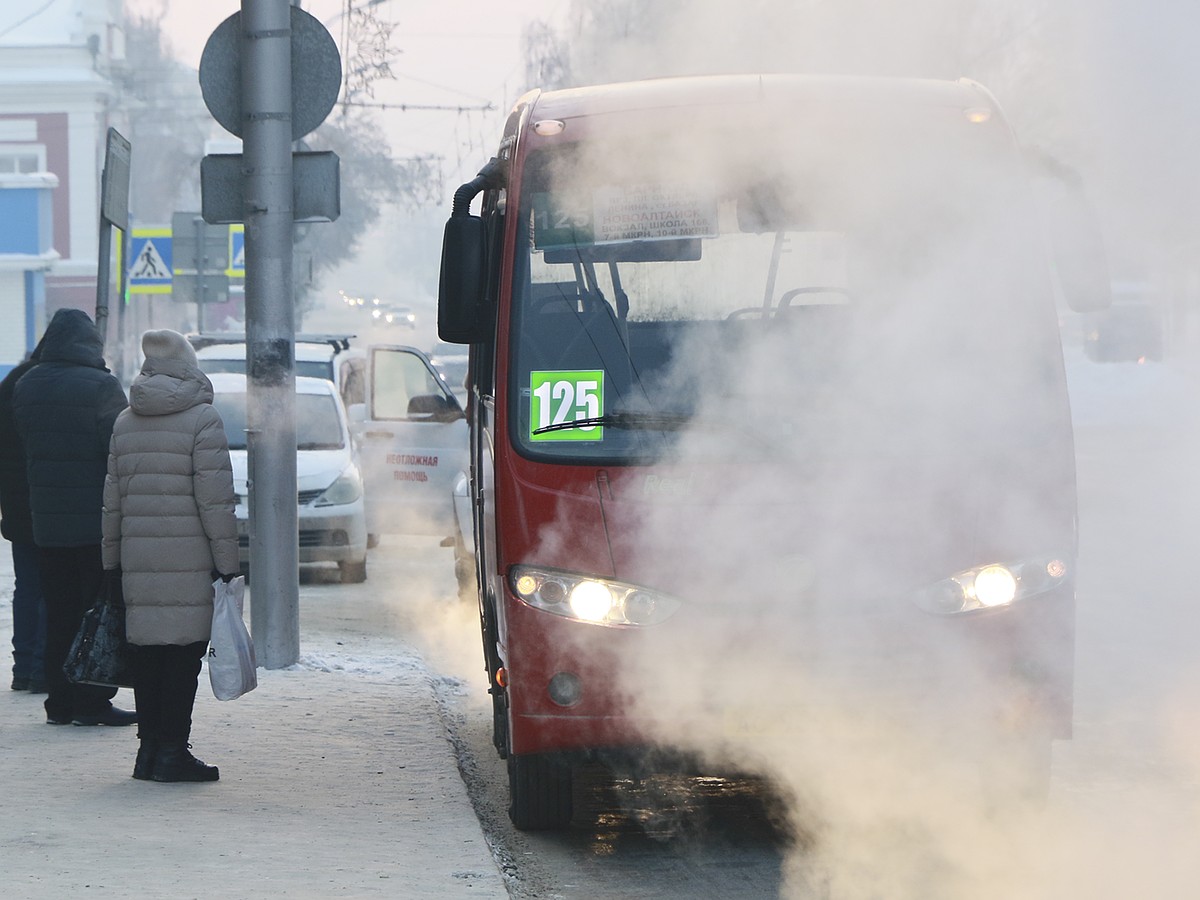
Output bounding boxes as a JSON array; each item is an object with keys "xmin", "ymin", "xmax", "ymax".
[{"xmin": 529, "ymin": 370, "xmax": 604, "ymax": 442}]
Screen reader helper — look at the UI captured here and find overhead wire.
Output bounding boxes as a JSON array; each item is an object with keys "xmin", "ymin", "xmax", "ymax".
[{"xmin": 0, "ymin": 0, "xmax": 61, "ymax": 40}]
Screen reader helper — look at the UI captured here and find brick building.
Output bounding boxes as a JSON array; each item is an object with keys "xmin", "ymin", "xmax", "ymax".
[{"xmin": 0, "ymin": 0, "xmax": 127, "ymax": 369}]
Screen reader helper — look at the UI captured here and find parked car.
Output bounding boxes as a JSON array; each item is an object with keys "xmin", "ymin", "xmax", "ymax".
[
  {"xmin": 191, "ymin": 333, "xmax": 367, "ymax": 408},
  {"xmin": 348, "ymin": 345, "xmax": 468, "ymax": 543},
  {"xmin": 1082, "ymin": 280, "xmax": 1165, "ymax": 362},
  {"xmin": 209, "ymin": 372, "xmax": 369, "ymax": 583}
]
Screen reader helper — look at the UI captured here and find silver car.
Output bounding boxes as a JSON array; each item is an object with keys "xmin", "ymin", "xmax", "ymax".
[{"xmin": 209, "ymin": 373, "xmax": 370, "ymax": 583}]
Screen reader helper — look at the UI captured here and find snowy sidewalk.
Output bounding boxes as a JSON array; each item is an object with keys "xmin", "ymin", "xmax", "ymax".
[{"xmin": 0, "ymin": 604, "xmax": 507, "ymax": 899}]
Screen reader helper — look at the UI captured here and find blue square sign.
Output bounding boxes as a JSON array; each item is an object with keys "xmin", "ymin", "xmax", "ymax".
[
  {"xmin": 128, "ymin": 229, "xmax": 173, "ymax": 294},
  {"xmin": 227, "ymin": 224, "xmax": 245, "ymax": 277}
]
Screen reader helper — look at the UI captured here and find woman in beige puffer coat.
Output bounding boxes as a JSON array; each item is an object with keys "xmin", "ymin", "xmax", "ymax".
[{"xmin": 102, "ymin": 329, "xmax": 239, "ymax": 784}]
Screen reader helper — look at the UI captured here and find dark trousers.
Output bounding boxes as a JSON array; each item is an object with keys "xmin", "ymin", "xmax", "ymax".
[
  {"xmin": 10, "ymin": 540, "xmax": 47, "ymax": 681},
  {"xmin": 133, "ymin": 641, "xmax": 208, "ymax": 744},
  {"xmin": 37, "ymin": 545, "xmax": 118, "ymax": 719}
]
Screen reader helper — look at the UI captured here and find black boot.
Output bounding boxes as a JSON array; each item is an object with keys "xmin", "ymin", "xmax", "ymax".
[
  {"xmin": 133, "ymin": 737, "xmax": 159, "ymax": 780},
  {"xmin": 151, "ymin": 742, "xmax": 219, "ymax": 783}
]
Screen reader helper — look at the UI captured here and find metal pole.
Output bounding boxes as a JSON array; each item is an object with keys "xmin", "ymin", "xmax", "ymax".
[
  {"xmin": 95, "ymin": 220, "xmax": 111, "ymax": 351},
  {"xmin": 242, "ymin": 0, "xmax": 299, "ymax": 668},
  {"xmin": 116, "ymin": 225, "xmax": 130, "ymax": 380},
  {"xmin": 194, "ymin": 216, "xmax": 207, "ymax": 333}
]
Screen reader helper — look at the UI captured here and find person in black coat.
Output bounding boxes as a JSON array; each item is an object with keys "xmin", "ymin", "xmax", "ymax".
[
  {"xmin": 11, "ymin": 308, "xmax": 136, "ymax": 726},
  {"xmin": 0, "ymin": 343, "xmax": 48, "ymax": 693}
]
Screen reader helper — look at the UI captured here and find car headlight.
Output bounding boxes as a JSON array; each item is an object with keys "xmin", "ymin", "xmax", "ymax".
[
  {"xmin": 510, "ymin": 566, "xmax": 681, "ymax": 627},
  {"xmin": 911, "ymin": 556, "xmax": 1069, "ymax": 615},
  {"xmin": 314, "ymin": 465, "xmax": 363, "ymax": 507}
]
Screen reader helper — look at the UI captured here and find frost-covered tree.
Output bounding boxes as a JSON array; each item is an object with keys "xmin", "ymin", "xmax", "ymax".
[
  {"xmin": 121, "ymin": 10, "xmax": 210, "ymax": 222},
  {"xmin": 521, "ymin": 20, "xmax": 571, "ymax": 92},
  {"xmin": 119, "ymin": 6, "xmax": 434, "ymax": 319},
  {"xmin": 294, "ymin": 111, "xmax": 437, "ymax": 290},
  {"xmin": 519, "ymin": 0, "xmax": 1082, "ymax": 155}
]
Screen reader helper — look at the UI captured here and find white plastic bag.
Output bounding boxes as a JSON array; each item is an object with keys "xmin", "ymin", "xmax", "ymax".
[{"xmin": 209, "ymin": 576, "xmax": 258, "ymax": 701}]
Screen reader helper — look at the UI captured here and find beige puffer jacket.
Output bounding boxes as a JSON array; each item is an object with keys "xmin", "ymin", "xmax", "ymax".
[{"xmin": 102, "ymin": 346, "xmax": 239, "ymax": 646}]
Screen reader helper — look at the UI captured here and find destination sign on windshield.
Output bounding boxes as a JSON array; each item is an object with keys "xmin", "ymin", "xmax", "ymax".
[{"xmin": 533, "ymin": 183, "xmax": 718, "ymax": 249}]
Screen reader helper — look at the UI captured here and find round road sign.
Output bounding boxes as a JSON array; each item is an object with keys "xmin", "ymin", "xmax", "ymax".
[{"xmin": 199, "ymin": 5, "xmax": 342, "ymax": 141}]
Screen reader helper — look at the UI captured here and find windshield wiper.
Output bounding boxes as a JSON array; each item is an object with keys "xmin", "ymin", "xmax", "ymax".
[{"xmin": 532, "ymin": 410, "xmax": 692, "ymax": 435}]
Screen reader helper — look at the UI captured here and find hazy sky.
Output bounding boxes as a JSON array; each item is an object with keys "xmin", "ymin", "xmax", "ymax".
[{"xmin": 128, "ymin": 0, "xmax": 568, "ymax": 170}]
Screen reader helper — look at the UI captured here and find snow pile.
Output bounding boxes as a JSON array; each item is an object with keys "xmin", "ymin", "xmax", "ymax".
[{"xmin": 295, "ymin": 649, "xmax": 428, "ymax": 680}]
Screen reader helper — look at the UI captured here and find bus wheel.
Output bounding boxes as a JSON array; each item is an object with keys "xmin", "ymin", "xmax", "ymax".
[{"xmin": 508, "ymin": 752, "xmax": 573, "ymax": 830}]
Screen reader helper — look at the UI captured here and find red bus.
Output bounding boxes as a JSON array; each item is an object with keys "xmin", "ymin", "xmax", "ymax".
[{"xmin": 438, "ymin": 75, "xmax": 1107, "ymax": 829}]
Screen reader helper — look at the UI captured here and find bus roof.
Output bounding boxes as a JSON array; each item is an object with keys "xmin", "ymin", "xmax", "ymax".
[{"xmin": 519, "ymin": 74, "xmax": 998, "ymax": 125}]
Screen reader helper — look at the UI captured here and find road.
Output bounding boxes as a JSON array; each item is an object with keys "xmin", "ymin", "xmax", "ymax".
[
  {"xmin": 301, "ymin": 537, "xmax": 790, "ymax": 898},
  {"xmin": 302, "ymin": 354, "xmax": 1200, "ymax": 899}
]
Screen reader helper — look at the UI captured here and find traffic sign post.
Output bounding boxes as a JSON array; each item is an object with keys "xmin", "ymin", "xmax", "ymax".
[
  {"xmin": 201, "ymin": 151, "xmax": 340, "ymax": 225},
  {"xmin": 172, "ymin": 212, "xmax": 231, "ymax": 330},
  {"xmin": 197, "ymin": 2, "xmax": 341, "ymax": 668},
  {"xmin": 172, "ymin": 273, "xmax": 230, "ymax": 306},
  {"xmin": 171, "ymin": 212, "xmax": 229, "ymax": 272},
  {"xmin": 199, "ymin": 5, "xmax": 341, "ymax": 141},
  {"xmin": 95, "ymin": 127, "xmax": 131, "ymax": 354}
]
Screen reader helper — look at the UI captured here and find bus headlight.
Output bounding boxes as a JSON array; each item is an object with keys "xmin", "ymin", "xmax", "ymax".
[
  {"xmin": 911, "ymin": 556, "xmax": 1069, "ymax": 616},
  {"xmin": 510, "ymin": 566, "xmax": 680, "ymax": 627},
  {"xmin": 568, "ymin": 581, "xmax": 614, "ymax": 622},
  {"xmin": 974, "ymin": 565, "xmax": 1018, "ymax": 607}
]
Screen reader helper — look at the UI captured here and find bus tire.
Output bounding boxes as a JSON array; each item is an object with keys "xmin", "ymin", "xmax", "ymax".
[{"xmin": 508, "ymin": 752, "xmax": 573, "ymax": 830}]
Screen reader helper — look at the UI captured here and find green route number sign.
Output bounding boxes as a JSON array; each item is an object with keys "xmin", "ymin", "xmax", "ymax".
[{"xmin": 530, "ymin": 370, "xmax": 604, "ymax": 442}]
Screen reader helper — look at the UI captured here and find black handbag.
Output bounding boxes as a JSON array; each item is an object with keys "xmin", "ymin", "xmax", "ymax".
[{"xmin": 63, "ymin": 571, "xmax": 135, "ymax": 689}]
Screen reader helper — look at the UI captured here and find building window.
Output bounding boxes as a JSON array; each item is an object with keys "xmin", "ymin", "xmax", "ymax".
[{"xmin": 0, "ymin": 145, "xmax": 46, "ymax": 174}]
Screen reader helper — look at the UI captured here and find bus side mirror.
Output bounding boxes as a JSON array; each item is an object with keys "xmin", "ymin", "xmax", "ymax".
[{"xmin": 438, "ymin": 215, "xmax": 488, "ymax": 343}]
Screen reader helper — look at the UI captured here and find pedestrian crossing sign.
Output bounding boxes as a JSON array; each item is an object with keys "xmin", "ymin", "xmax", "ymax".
[
  {"xmin": 226, "ymin": 224, "xmax": 245, "ymax": 277},
  {"xmin": 128, "ymin": 228, "xmax": 173, "ymax": 294}
]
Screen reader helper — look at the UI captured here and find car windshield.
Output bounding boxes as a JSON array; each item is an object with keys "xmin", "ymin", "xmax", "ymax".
[
  {"xmin": 296, "ymin": 360, "xmax": 335, "ymax": 380},
  {"xmin": 509, "ymin": 101, "xmax": 1064, "ymax": 464},
  {"xmin": 199, "ymin": 357, "xmax": 333, "ymax": 381},
  {"xmin": 198, "ymin": 359, "xmax": 245, "ymax": 375},
  {"xmin": 213, "ymin": 391, "xmax": 345, "ymax": 450}
]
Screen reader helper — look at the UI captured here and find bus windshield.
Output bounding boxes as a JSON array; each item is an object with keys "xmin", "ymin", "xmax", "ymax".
[{"xmin": 509, "ymin": 103, "xmax": 1064, "ymax": 464}]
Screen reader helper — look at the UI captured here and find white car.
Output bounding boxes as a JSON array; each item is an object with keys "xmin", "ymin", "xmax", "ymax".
[
  {"xmin": 208, "ymin": 372, "xmax": 369, "ymax": 583},
  {"xmin": 350, "ymin": 345, "xmax": 468, "ymax": 542},
  {"xmin": 193, "ymin": 334, "xmax": 367, "ymax": 409}
]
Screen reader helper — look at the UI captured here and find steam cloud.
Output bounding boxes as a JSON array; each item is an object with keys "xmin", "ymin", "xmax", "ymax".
[{"xmin": 503, "ymin": 2, "xmax": 1200, "ymax": 897}]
